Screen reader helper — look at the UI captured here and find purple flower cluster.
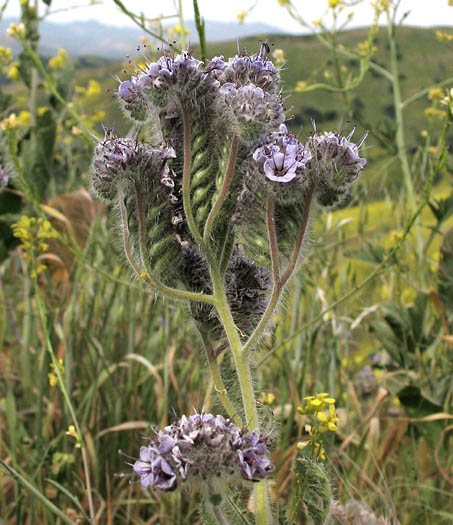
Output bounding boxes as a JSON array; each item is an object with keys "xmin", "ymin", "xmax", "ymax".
[
  {"xmin": 91, "ymin": 133, "xmax": 176, "ymax": 203},
  {"xmin": 205, "ymin": 43, "xmax": 280, "ymax": 91},
  {"xmin": 253, "ymin": 124, "xmax": 311, "ymax": 183},
  {"xmin": 118, "ymin": 51, "xmax": 203, "ymax": 103},
  {"xmin": 122, "ymin": 413, "xmax": 273, "ymax": 491}
]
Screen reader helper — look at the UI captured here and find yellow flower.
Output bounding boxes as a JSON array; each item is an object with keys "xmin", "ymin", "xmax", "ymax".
[
  {"xmin": 86, "ymin": 79, "xmax": 101, "ymax": 98},
  {"xmin": 425, "ymin": 107, "xmax": 445, "ymax": 119},
  {"xmin": 357, "ymin": 40, "xmax": 377, "ymax": 57},
  {"xmin": 48, "ymin": 49, "xmax": 68, "ymax": 70},
  {"xmin": 298, "ymin": 393, "xmax": 336, "ymax": 415},
  {"xmin": 436, "ymin": 30, "xmax": 453, "ymax": 42},
  {"xmin": 428, "ymin": 87, "xmax": 444, "ymax": 101},
  {"xmin": 7, "ymin": 63, "xmax": 20, "ymax": 81},
  {"xmin": 170, "ymin": 24, "xmax": 189, "ymax": 36},
  {"xmin": 0, "ymin": 113, "xmax": 18, "ymax": 130},
  {"xmin": 0, "ymin": 46, "xmax": 13, "ymax": 65},
  {"xmin": 6, "ymin": 23, "xmax": 26, "ymax": 38},
  {"xmin": 317, "ymin": 403, "xmax": 342, "ymax": 432},
  {"xmin": 371, "ymin": 0, "xmax": 390, "ymax": 11},
  {"xmin": 17, "ymin": 110, "xmax": 31, "ymax": 127},
  {"xmin": 12, "ymin": 216, "xmax": 58, "ymax": 278},
  {"xmin": 260, "ymin": 392, "xmax": 276, "ymax": 405},
  {"xmin": 277, "ymin": 0, "xmax": 291, "ymax": 5},
  {"xmin": 328, "ymin": 0, "xmax": 341, "ymax": 8},
  {"xmin": 48, "ymin": 372, "xmax": 58, "ymax": 387},
  {"xmin": 272, "ymin": 48, "xmax": 285, "ymax": 66},
  {"xmin": 295, "ymin": 80, "xmax": 308, "ymax": 92},
  {"xmin": 312, "ymin": 18, "xmax": 323, "ymax": 26},
  {"xmin": 236, "ymin": 10, "xmax": 247, "ymax": 24},
  {"xmin": 296, "ymin": 441, "xmax": 309, "ymax": 450}
]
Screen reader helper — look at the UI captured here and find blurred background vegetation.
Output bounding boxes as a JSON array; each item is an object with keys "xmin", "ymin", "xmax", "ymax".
[{"xmin": 0, "ymin": 0, "xmax": 452, "ymax": 523}]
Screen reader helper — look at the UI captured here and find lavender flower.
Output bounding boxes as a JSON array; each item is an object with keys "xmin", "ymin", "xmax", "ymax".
[
  {"xmin": 253, "ymin": 124, "xmax": 311, "ymax": 184},
  {"xmin": 120, "ymin": 413, "xmax": 273, "ymax": 491},
  {"xmin": 220, "ymin": 83, "xmax": 285, "ymax": 142}
]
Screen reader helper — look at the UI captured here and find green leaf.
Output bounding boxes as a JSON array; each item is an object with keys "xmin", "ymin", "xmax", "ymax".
[
  {"xmin": 428, "ymin": 191, "xmax": 453, "ymax": 224},
  {"xmin": 21, "ymin": 108, "xmax": 56, "ymax": 200},
  {"xmin": 293, "ymin": 457, "xmax": 331, "ymax": 525},
  {"xmin": 438, "ymin": 228, "xmax": 453, "ymax": 311},
  {"xmin": 45, "ymin": 479, "xmax": 89, "ymax": 521},
  {"xmin": 345, "ymin": 241, "xmax": 389, "ymax": 265}
]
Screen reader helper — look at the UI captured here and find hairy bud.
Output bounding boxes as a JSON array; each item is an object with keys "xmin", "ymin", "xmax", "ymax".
[{"xmin": 306, "ymin": 127, "xmax": 368, "ymax": 207}]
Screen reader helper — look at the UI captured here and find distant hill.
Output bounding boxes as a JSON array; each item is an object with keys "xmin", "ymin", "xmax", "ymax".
[{"xmin": 0, "ymin": 18, "xmax": 287, "ymax": 59}]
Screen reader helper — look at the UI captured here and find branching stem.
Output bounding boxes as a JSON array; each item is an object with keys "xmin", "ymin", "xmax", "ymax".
[{"xmin": 243, "ymin": 186, "xmax": 315, "ymax": 357}]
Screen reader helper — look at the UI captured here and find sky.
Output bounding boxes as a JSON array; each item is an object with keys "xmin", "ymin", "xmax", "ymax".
[{"xmin": 3, "ymin": 0, "xmax": 453, "ymax": 32}]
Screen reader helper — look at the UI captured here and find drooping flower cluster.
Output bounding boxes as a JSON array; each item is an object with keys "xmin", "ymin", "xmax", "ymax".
[
  {"xmin": 307, "ymin": 127, "xmax": 368, "ymax": 207},
  {"xmin": 121, "ymin": 413, "xmax": 273, "ymax": 491},
  {"xmin": 91, "ymin": 131, "xmax": 177, "ymax": 204}
]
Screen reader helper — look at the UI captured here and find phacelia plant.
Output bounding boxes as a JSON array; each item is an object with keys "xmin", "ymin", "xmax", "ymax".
[{"xmin": 91, "ymin": 43, "xmax": 367, "ymax": 525}]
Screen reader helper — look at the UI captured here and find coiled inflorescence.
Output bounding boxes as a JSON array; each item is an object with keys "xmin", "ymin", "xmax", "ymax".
[
  {"xmin": 91, "ymin": 42, "xmax": 367, "ymax": 339},
  {"xmin": 119, "ymin": 413, "xmax": 273, "ymax": 491}
]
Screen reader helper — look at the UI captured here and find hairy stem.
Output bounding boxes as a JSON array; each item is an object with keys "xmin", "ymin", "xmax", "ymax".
[
  {"xmin": 201, "ymin": 336, "xmax": 241, "ymax": 425},
  {"xmin": 266, "ymin": 195, "xmax": 280, "ymax": 284},
  {"xmin": 211, "ymin": 269, "xmax": 272, "ymax": 525},
  {"xmin": 203, "ymin": 135, "xmax": 239, "ymax": 243},
  {"xmin": 243, "ymin": 187, "xmax": 315, "ymax": 357}
]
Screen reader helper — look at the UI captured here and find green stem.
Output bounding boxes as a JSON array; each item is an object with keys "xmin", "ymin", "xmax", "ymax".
[
  {"xmin": 33, "ymin": 281, "xmax": 95, "ymax": 522},
  {"xmin": 201, "ymin": 336, "xmax": 241, "ymax": 426},
  {"xmin": 203, "ymin": 135, "xmax": 238, "ymax": 243},
  {"xmin": 211, "ymin": 270, "xmax": 271, "ymax": 525},
  {"xmin": 0, "ymin": 461, "xmax": 76, "ymax": 525},
  {"xmin": 386, "ymin": 10, "xmax": 415, "ymax": 209}
]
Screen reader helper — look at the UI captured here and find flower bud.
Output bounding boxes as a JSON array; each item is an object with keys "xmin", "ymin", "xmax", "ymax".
[
  {"xmin": 220, "ymin": 83, "xmax": 285, "ymax": 143},
  {"xmin": 306, "ymin": 127, "xmax": 368, "ymax": 207}
]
